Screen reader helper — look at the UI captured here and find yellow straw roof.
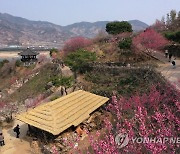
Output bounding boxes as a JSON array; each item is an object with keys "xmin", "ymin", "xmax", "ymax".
[{"xmin": 17, "ymin": 90, "xmax": 109, "ymax": 135}]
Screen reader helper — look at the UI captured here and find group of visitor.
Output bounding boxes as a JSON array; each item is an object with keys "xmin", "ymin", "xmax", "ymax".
[
  {"xmin": 165, "ymin": 50, "xmax": 176, "ymax": 68},
  {"xmin": 0, "ymin": 124, "xmax": 20, "ymax": 146}
]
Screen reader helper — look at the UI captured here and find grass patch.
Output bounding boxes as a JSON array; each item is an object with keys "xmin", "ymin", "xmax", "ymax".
[{"xmin": 85, "ymin": 67, "xmax": 164, "ymax": 97}]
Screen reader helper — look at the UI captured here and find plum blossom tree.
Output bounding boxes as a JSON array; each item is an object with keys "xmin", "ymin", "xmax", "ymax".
[
  {"xmin": 133, "ymin": 28, "xmax": 169, "ymax": 51},
  {"xmin": 25, "ymin": 94, "xmax": 45, "ymax": 110},
  {"xmin": 63, "ymin": 37, "xmax": 92, "ymax": 54},
  {"xmin": 88, "ymin": 84, "xmax": 180, "ymax": 153},
  {"xmin": 0, "ymin": 103, "xmax": 18, "ymax": 122},
  {"xmin": 63, "ymin": 83, "xmax": 179, "ymax": 153},
  {"xmin": 38, "ymin": 54, "xmax": 49, "ymax": 64}
]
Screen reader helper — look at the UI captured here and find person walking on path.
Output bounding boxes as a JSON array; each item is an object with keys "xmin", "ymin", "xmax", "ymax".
[
  {"xmin": 165, "ymin": 50, "xmax": 168, "ymax": 58},
  {"xmin": 0, "ymin": 132, "xmax": 5, "ymax": 146},
  {"xmin": 172, "ymin": 58, "xmax": 176, "ymax": 69},
  {"xmin": 169, "ymin": 53, "xmax": 173, "ymax": 62},
  {"xmin": 13, "ymin": 124, "xmax": 20, "ymax": 138}
]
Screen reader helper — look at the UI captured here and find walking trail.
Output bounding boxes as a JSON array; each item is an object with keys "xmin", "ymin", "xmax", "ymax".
[
  {"xmin": 153, "ymin": 51, "xmax": 180, "ymax": 90},
  {"xmin": 0, "ymin": 119, "xmax": 31, "ymax": 154},
  {"xmin": 158, "ymin": 60, "xmax": 180, "ymax": 90}
]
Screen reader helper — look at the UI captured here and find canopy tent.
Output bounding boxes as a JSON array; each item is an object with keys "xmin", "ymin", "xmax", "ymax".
[{"xmin": 17, "ymin": 90, "xmax": 109, "ymax": 135}]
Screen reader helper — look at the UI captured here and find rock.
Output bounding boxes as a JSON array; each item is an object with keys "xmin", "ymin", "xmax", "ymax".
[
  {"xmin": 24, "ymin": 79, "xmax": 29, "ymax": 83},
  {"xmin": 45, "ymin": 82, "xmax": 53, "ymax": 90},
  {"xmin": 50, "ymin": 86, "xmax": 56, "ymax": 92},
  {"xmin": 89, "ymin": 123, "xmax": 96, "ymax": 128}
]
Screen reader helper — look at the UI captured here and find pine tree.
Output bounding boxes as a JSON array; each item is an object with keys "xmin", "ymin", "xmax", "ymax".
[
  {"xmin": 161, "ymin": 16, "xmax": 165, "ymax": 24},
  {"xmin": 170, "ymin": 10, "xmax": 177, "ymax": 24},
  {"xmin": 166, "ymin": 13, "xmax": 171, "ymax": 26}
]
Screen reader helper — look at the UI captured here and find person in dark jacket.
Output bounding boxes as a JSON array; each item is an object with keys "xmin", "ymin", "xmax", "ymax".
[
  {"xmin": 13, "ymin": 124, "xmax": 20, "ymax": 138},
  {"xmin": 165, "ymin": 50, "xmax": 168, "ymax": 58},
  {"xmin": 169, "ymin": 53, "xmax": 173, "ymax": 62},
  {"xmin": 172, "ymin": 59, "xmax": 176, "ymax": 68},
  {"xmin": 0, "ymin": 132, "xmax": 5, "ymax": 146}
]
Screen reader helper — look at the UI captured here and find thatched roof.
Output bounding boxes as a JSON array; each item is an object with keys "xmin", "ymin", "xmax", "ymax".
[
  {"xmin": 18, "ymin": 48, "xmax": 39, "ymax": 56},
  {"xmin": 17, "ymin": 90, "xmax": 109, "ymax": 135}
]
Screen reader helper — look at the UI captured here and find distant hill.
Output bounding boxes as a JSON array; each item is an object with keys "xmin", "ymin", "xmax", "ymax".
[
  {"xmin": 0, "ymin": 13, "xmax": 149, "ymax": 48},
  {"xmin": 64, "ymin": 20, "xmax": 149, "ymax": 38},
  {"xmin": 0, "ymin": 13, "xmax": 72, "ymax": 48}
]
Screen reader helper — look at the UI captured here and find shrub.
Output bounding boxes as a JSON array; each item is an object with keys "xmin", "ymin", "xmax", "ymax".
[
  {"xmin": 52, "ymin": 76, "xmax": 74, "ymax": 87},
  {"xmin": 164, "ymin": 30, "xmax": 180, "ymax": 43},
  {"xmin": 0, "ymin": 59, "xmax": 9, "ymax": 68},
  {"xmin": 64, "ymin": 49, "xmax": 96, "ymax": 74},
  {"xmin": 118, "ymin": 37, "xmax": 132, "ymax": 49},
  {"xmin": 2, "ymin": 59, "xmax": 9, "ymax": 63},
  {"xmin": 51, "ymin": 76, "xmax": 74, "ymax": 95},
  {"xmin": 165, "ymin": 44, "xmax": 180, "ymax": 57},
  {"xmin": 50, "ymin": 48, "xmax": 58, "ymax": 57},
  {"xmin": 15, "ymin": 60, "xmax": 22, "ymax": 67},
  {"xmin": 85, "ymin": 68, "xmax": 164, "ymax": 97}
]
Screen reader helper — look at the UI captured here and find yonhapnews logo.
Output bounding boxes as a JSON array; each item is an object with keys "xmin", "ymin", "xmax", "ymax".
[
  {"xmin": 115, "ymin": 133, "xmax": 180, "ymax": 149},
  {"xmin": 115, "ymin": 133, "xmax": 129, "ymax": 149}
]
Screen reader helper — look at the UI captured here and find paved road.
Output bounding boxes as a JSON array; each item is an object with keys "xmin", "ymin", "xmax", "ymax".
[
  {"xmin": 145, "ymin": 50, "xmax": 180, "ymax": 90},
  {"xmin": 158, "ymin": 59, "xmax": 180, "ymax": 90}
]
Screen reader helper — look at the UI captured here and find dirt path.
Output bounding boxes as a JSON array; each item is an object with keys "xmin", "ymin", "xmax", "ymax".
[
  {"xmin": 157, "ymin": 59, "xmax": 180, "ymax": 90},
  {"xmin": 0, "ymin": 120, "xmax": 31, "ymax": 154}
]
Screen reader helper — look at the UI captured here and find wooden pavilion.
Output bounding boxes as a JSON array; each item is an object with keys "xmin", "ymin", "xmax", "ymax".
[
  {"xmin": 17, "ymin": 90, "xmax": 109, "ymax": 136},
  {"xmin": 18, "ymin": 48, "xmax": 39, "ymax": 65}
]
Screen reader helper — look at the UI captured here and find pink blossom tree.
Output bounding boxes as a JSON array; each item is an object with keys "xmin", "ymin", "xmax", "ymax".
[
  {"xmin": 133, "ymin": 28, "xmax": 169, "ymax": 51},
  {"xmin": 25, "ymin": 94, "xmax": 45, "ymax": 110},
  {"xmin": 63, "ymin": 37, "xmax": 92, "ymax": 55},
  {"xmin": 38, "ymin": 54, "xmax": 50, "ymax": 64},
  {"xmin": 0, "ymin": 103, "xmax": 18, "ymax": 122},
  {"xmin": 88, "ymin": 84, "xmax": 180, "ymax": 153}
]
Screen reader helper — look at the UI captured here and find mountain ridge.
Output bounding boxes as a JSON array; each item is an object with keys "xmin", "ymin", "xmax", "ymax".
[{"xmin": 0, "ymin": 13, "xmax": 149, "ymax": 48}]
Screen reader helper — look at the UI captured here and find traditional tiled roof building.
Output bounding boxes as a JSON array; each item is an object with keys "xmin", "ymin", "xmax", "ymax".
[{"xmin": 18, "ymin": 48, "xmax": 39, "ymax": 65}]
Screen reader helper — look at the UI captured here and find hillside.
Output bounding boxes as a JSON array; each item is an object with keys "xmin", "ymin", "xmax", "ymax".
[
  {"xmin": 0, "ymin": 13, "xmax": 73, "ymax": 48},
  {"xmin": 0, "ymin": 13, "xmax": 149, "ymax": 48},
  {"xmin": 0, "ymin": 15, "xmax": 180, "ymax": 153}
]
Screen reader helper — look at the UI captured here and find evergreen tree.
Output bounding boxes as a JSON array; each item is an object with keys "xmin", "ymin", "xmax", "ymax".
[
  {"xmin": 161, "ymin": 16, "xmax": 165, "ymax": 24},
  {"xmin": 166, "ymin": 13, "xmax": 171, "ymax": 26},
  {"xmin": 106, "ymin": 21, "xmax": 132, "ymax": 35},
  {"xmin": 170, "ymin": 10, "xmax": 177, "ymax": 24}
]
